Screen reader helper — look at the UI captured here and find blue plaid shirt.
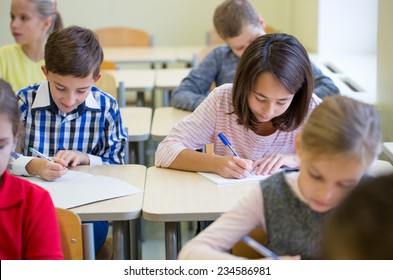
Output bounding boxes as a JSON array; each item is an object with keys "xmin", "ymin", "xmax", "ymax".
[
  {"xmin": 10, "ymin": 81, "xmax": 127, "ymax": 175},
  {"xmin": 170, "ymin": 45, "xmax": 339, "ymax": 111}
]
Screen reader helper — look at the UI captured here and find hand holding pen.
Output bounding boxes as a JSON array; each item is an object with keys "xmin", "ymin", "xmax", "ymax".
[
  {"xmin": 26, "ymin": 147, "xmax": 68, "ymax": 181},
  {"xmin": 217, "ymin": 132, "xmax": 253, "ymax": 178}
]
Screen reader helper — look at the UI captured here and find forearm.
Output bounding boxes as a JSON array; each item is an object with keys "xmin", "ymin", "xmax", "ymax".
[{"xmin": 168, "ymin": 149, "xmax": 221, "ymax": 173}]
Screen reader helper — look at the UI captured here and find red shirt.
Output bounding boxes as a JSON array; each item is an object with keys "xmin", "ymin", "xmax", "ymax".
[{"xmin": 0, "ymin": 171, "xmax": 64, "ymax": 259}]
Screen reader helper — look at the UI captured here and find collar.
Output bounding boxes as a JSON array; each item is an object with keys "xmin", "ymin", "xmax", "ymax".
[{"xmin": 31, "ymin": 81, "xmax": 101, "ymax": 114}]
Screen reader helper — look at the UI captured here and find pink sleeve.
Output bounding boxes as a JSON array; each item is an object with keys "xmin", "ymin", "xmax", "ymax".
[
  {"xmin": 155, "ymin": 90, "xmax": 220, "ymax": 167},
  {"xmin": 178, "ymin": 185, "xmax": 266, "ymax": 260}
]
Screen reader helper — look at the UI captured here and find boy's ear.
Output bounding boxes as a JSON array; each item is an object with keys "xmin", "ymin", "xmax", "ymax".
[
  {"xmin": 295, "ymin": 133, "xmax": 302, "ymax": 156},
  {"xmin": 94, "ymin": 73, "xmax": 102, "ymax": 83},
  {"xmin": 41, "ymin": 65, "xmax": 48, "ymax": 76}
]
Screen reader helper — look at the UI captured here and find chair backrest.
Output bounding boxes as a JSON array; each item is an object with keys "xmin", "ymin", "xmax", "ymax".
[
  {"xmin": 232, "ymin": 227, "xmax": 267, "ymax": 259},
  {"xmin": 56, "ymin": 208, "xmax": 84, "ymax": 260},
  {"xmin": 95, "ymin": 71, "xmax": 118, "ymax": 101},
  {"xmin": 100, "ymin": 60, "xmax": 117, "ymax": 70},
  {"xmin": 94, "ymin": 27, "xmax": 152, "ymax": 47}
]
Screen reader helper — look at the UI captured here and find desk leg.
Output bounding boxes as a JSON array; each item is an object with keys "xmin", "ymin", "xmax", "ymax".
[
  {"xmin": 113, "ymin": 220, "xmax": 130, "ymax": 260},
  {"xmin": 163, "ymin": 89, "xmax": 170, "ymax": 107},
  {"xmin": 130, "ymin": 218, "xmax": 141, "ymax": 260},
  {"xmin": 137, "ymin": 91, "xmax": 145, "ymax": 107},
  {"xmin": 137, "ymin": 141, "xmax": 146, "ymax": 166},
  {"xmin": 165, "ymin": 222, "xmax": 179, "ymax": 260},
  {"xmin": 118, "ymin": 81, "xmax": 126, "ymax": 108}
]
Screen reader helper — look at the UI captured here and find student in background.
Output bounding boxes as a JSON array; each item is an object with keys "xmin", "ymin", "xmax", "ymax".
[
  {"xmin": 156, "ymin": 33, "xmax": 320, "ymax": 178},
  {"xmin": 171, "ymin": 0, "xmax": 339, "ymax": 112},
  {"xmin": 178, "ymin": 95, "xmax": 381, "ymax": 260},
  {"xmin": 322, "ymin": 174, "xmax": 393, "ymax": 260},
  {"xmin": 0, "ymin": 79, "xmax": 63, "ymax": 260},
  {"xmin": 0, "ymin": 0, "xmax": 63, "ymax": 91},
  {"xmin": 9, "ymin": 26, "xmax": 128, "ymax": 254}
]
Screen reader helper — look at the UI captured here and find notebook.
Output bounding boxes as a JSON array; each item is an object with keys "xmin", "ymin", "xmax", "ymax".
[
  {"xmin": 198, "ymin": 171, "xmax": 271, "ymax": 185},
  {"xmin": 24, "ymin": 170, "xmax": 143, "ymax": 209}
]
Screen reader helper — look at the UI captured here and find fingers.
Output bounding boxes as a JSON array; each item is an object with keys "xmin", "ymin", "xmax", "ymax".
[
  {"xmin": 254, "ymin": 155, "xmax": 284, "ymax": 175},
  {"xmin": 223, "ymin": 157, "xmax": 253, "ymax": 179},
  {"xmin": 55, "ymin": 150, "xmax": 81, "ymax": 166},
  {"xmin": 41, "ymin": 161, "xmax": 68, "ymax": 181}
]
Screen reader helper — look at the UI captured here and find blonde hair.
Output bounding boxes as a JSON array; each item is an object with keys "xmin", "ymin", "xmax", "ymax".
[
  {"xmin": 300, "ymin": 96, "xmax": 381, "ymax": 166},
  {"xmin": 27, "ymin": 0, "xmax": 63, "ymax": 35}
]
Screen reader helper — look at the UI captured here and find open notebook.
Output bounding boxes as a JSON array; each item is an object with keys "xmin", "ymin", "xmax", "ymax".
[
  {"xmin": 198, "ymin": 171, "xmax": 271, "ymax": 185},
  {"xmin": 197, "ymin": 168, "xmax": 296, "ymax": 185},
  {"xmin": 23, "ymin": 170, "xmax": 143, "ymax": 209}
]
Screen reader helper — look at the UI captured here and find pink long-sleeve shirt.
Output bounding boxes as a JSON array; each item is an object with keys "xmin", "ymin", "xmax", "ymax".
[{"xmin": 155, "ymin": 83, "xmax": 321, "ymax": 167}]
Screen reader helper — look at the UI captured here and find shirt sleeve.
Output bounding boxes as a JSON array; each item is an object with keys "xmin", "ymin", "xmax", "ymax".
[
  {"xmin": 8, "ymin": 153, "xmax": 34, "ymax": 176},
  {"xmin": 23, "ymin": 183, "xmax": 64, "ymax": 260},
  {"xmin": 170, "ymin": 49, "xmax": 220, "ymax": 111},
  {"xmin": 311, "ymin": 61, "xmax": 340, "ymax": 99},
  {"xmin": 155, "ymin": 89, "xmax": 220, "ymax": 167},
  {"xmin": 178, "ymin": 185, "xmax": 266, "ymax": 260},
  {"xmin": 99, "ymin": 100, "xmax": 128, "ymax": 165}
]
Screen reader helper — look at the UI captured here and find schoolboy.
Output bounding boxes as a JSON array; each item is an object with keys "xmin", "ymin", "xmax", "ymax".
[{"xmin": 9, "ymin": 25, "xmax": 128, "ymax": 253}]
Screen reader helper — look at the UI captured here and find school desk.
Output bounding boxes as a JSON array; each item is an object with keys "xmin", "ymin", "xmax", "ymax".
[
  {"xmin": 150, "ymin": 106, "xmax": 191, "ymax": 141},
  {"xmin": 174, "ymin": 46, "xmax": 204, "ymax": 67},
  {"xmin": 382, "ymin": 143, "xmax": 393, "ymax": 163},
  {"xmin": 69, "ymin": 164, "xmax": 146, "ymax": 260},
  {"xmin": 309, "ymin": 53, "xmax": 376, "ymax": 105},
  {"xmin": 105, "ymin": 69, "xmax": 156, "ymax": 107},
  {"xmin": 155, "ymin": 68, "xmax": 191, "ymax": 106},
  {"xmin": 120, "ymin": 107, "xmax": 152, "ymax": 165},
  {"xmin": 142, "ymin": 167, "xmax": 260, "ymax": 260},
  {"xmin": 103, "ymin": 47, "xmax": 177, "ymax": 67}
]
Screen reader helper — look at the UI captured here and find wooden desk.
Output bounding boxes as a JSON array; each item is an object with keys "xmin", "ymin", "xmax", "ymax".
[
  {"xmin": 174, "ymin": 46, "xmax": 204, "ymax": 67},
  {"xmin": 383, "ymin": 143, "xmax": 393, "ymax": 162},
  {"xmin": 103, "ymin": 47, "xmax": 177, "ymax": 66},
  {"xmin": 105, "ymin": 69, "xmax": 156, "ymax": 107},
  {"xmin": 155, "ymin": 68, "xmax": 190, "ymax": 106},
  {"xmin": 151, "ymin": 107, "xmax": 191, "ymax": 141},
  {"xmin": 70, "ymin": 164, "xmax": 146, "ymax": 260},
  {"xmin": 143, "ymin": 167, "xmax": 259, "ymax": 259},
  {"xmin": 120, "ymin": 107, "xmax": 152, "ymax": 165}
]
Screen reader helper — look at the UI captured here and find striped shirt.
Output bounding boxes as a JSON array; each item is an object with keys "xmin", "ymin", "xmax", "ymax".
[
  {"xmin": 155, "ymin": 83, "xmax": 321, "ymax": 167},
  {"xmin": 10, "ymin": 81, "xmax": 127, "ymax": 176}
]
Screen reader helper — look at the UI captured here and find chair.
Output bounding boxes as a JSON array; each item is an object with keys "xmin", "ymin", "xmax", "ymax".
[
  {"xmin": 232, "ymin": 227, "xmax": 267, "ymax": 259},
  {"xmin": 100, "ymin": 60, "xmax": 117, "ymax": 71},
  {"xmin": 94, "ymin": 27, "xmax": 153, "ymax": 47},
  {"xmin": 95, "ymin": 71, "xmax": 118, "ymax": 101},
  {"xmin": 55, "ymin": 208, "xmax": 95, "ymax": 260}
]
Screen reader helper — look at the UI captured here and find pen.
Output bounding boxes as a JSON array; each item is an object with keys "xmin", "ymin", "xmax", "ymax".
[
  {"xmin": 242, "ymin": 235, "xmax": 280, "ymax": 260},
  {"xmin": 29, "ymin": 147, "xmax": 54, "ymax": 162},
  {"xmin": 218, "ymin": 132, "xmax": 239, "ymax": 157}
]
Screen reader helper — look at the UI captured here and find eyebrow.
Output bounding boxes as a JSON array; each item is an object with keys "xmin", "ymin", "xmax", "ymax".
[{"xmin": 253, "ymin": 91, "xmax": 292, "ymax": 102}]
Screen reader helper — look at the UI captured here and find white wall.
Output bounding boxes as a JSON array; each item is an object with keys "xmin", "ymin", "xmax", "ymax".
[
  {"xmin": 377, "ymin": 0, "xmax": 393, "ymax": 141},
  {"xmin": 318, "ymin": 0, "xmax": 378, "ymax": 55},
  {"xmin": 0, "ymin": 0, "xmax": 294, "ymax": 47}
]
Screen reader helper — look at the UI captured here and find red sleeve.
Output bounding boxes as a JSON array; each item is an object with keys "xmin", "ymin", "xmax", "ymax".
[{"xmin": 21, "ymin": 180, "xmax": 64, "ymax": 260}]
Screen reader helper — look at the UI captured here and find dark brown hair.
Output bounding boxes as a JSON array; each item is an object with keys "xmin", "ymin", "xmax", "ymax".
[
  {"xmin": 232, "ymin": 33, "xmax": 313, "ymax": 132},
  {"xmin": 44, "ymin": 25, "xmax": 103, "ymax": 79},
  {"xmin": 213, "ymin": 0, "xmax": 260, "ymax": 39},
  {"xmin": 0, "ymin": 79, "xmax": 20, "ymax": 137},
  {"xmin": 322, "ymin": 174, "xmax": 393, "ymax": 259}
]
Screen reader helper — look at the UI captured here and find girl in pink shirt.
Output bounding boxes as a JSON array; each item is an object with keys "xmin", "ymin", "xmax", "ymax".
[
  {"xmin": 156, "ymin": 33, "xmax": 321, "ymax": 178},
  {"xmin": 0, "ymin": 79, "xmax": 63, "ymax": 260}
]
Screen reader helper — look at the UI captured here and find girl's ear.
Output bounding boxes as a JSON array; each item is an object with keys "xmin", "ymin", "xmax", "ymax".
[{"xmin": 295, "ymin": 133, "xmax": 302, "ymax": 156}]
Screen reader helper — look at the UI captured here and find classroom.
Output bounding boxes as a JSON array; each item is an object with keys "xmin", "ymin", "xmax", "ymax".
[{"xmin": 0, "ymin": 0, "xmax": 392, "ymax": 265}]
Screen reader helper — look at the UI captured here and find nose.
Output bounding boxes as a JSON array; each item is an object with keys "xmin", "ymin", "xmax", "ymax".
[
  {"xmin": 316, "ymin": 184, "xmax": 334, "ymax": 202},
  {"xmin": 63, "ymin": 94, "xmax": 75, "ymax": 106},
  {"xmin": 11, "ymin": 18, "xmax": 18, "ymax": 29},
  {"xmin": 262, "ymin": 102, "xmax": 274, "ymax": 118}
]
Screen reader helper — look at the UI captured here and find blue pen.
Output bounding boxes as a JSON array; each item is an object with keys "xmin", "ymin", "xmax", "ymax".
[
  {"xmin": 218, "ymin": 132, "xmax": 239, "ymax": 157},
  {"xmin": 29, "ymin": 147, "xmax": 54, "ymax": 162},
  {"xmin": 242, "ymin": 235, "xmax": 280, "ymax": 260}
]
